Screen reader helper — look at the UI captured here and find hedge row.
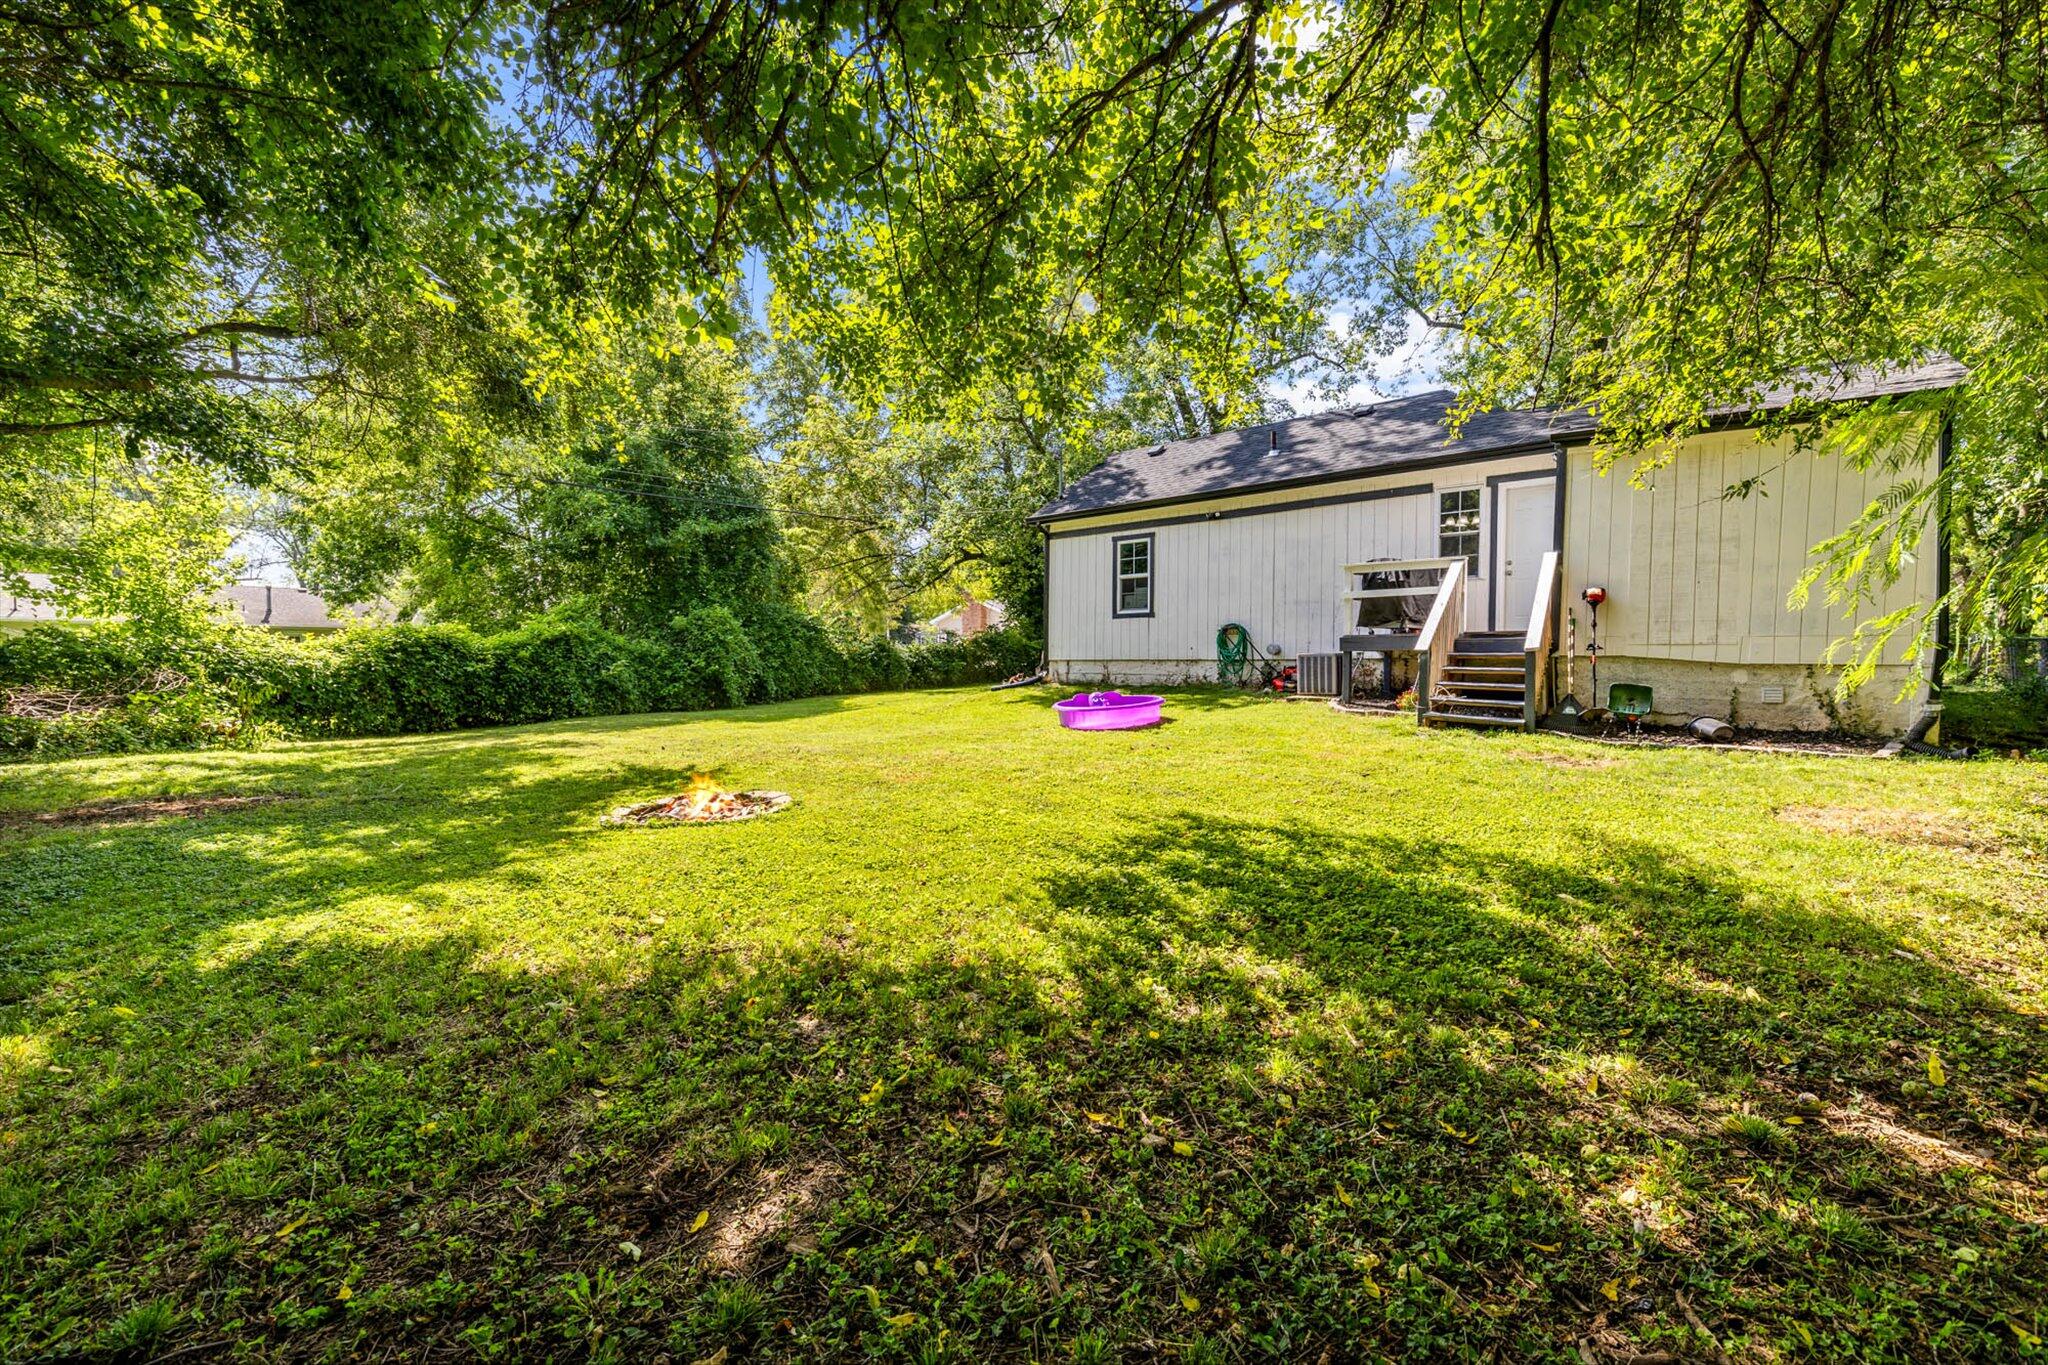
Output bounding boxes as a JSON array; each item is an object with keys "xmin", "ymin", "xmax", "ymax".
[{"xmin": 0, "ymin": 609, "xmax": 1041, "ymax": 759}]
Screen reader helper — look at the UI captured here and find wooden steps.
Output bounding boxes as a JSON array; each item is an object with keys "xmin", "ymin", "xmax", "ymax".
[{"xmin": 1425, "ymin": 635, "xmax": 1531, "ymax": 731}]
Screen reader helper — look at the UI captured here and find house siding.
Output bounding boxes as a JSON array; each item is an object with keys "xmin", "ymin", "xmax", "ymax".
[
  {"xmin": 1558, "ymin": 426, "xmax": 1939, "ymax": 731},
  {"xmin": 1046, "ymin": 452, "xmax": 1555, "ymax": 679}
]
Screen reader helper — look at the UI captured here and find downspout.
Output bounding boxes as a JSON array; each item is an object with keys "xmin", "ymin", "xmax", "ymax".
[
  {"xmin": 1930, "ymin": 416, "xmax": 1953, "ymax": 699},
  {"xmin": 1900, "ymin": 415, "xmax": 1962, "ymax": 754}
]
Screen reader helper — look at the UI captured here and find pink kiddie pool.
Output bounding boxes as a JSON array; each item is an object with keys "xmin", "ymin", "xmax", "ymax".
[{"xmin": 1055, "ymin": 690, "xmax": 1164, "ymax": 730}]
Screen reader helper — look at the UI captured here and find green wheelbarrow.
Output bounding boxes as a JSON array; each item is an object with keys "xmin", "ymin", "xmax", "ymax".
[{"xmin": 1608, "ymin": 683, "xmax": 1653, "ymax": 734}]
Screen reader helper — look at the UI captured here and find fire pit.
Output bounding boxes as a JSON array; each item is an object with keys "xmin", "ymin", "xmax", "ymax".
[{"xmin": 604, "ymin": 774, "xmax": 791, "ymax": 826}]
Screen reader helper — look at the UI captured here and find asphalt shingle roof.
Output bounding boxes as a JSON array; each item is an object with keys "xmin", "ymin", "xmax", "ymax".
[{"xmin": 1031, "ymin": 357, "xmax": 1968, "ymax": 523}]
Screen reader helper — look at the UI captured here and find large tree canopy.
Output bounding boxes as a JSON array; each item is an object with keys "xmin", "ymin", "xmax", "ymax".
[
  {"xmin": 524, "ymin": 0, "xmax": 2047, "ymax": 651},
  {"xmin": 0, "ymin": 0, "xmax": 514, "ymax": 476},
  {"xmin": 7, "ymin": 0, "xmax": 2045, "ymax": 653}
]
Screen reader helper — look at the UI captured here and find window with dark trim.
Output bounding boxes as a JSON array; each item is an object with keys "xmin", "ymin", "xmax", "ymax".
[
  {"xmin": 1112, "ymin": 533, "xmax": 1154, "ymax": 617},
  {"xmin": 1438, "ymin": 488, "xmax": 1481, "ymax": 573}
]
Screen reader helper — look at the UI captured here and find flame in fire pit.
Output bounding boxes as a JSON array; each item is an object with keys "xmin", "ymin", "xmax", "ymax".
[{"xmin": 686, "ymin": 771, "xmax": 723, "ymax": 816}]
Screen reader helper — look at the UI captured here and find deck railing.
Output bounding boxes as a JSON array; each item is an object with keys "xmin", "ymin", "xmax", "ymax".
[
  {"xmin": 1411, "ymin": 558, "xmax": 1466, "ymax": 724},
  {"xmin": 1521, "ymin": 549, "xmax": 1562, "ymax": 731}
]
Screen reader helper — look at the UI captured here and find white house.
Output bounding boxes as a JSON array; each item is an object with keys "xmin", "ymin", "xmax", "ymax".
[{"xmin": 1030, "ymin": 360, "xmax": 1963, "ymax": 734}]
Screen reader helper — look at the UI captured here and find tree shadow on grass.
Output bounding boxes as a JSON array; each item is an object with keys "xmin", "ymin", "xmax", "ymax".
[
  {"xmin": 1035, "ymin": 812, "xmax": 2048, "ymax": 1360},
  {"xmin": 0, "ymin": 740, "xmax": 722, "ymax": 1010},
  {"xmin": 4, "ymin": 808, "xmax": 2044, "ymax": 1363}
]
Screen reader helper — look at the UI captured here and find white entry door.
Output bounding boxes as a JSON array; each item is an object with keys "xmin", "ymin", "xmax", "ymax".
[{"xmin": 1496, "ymin": 478, "xmax": 1556, "ymax": 631}]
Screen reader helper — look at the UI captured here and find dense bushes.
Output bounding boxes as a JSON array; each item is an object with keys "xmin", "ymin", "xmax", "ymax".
[
  {"xmin": 737, "ymin": 603, "xmax": 846, "ymax": 701},
  {"xmin": 664, "ymin": 606, "xmax": 763, "ymax": 711},
  {"xmin": 1944, "ymin": 681, "xmax": 2048, "ymax": 752},
  {"xmin": 903, "ymin": 628, "xmax": 1042, "ymax": 688},
  {"xmin": 0, "ymin": 613, "xmax": 1041, "ymax": 758}
]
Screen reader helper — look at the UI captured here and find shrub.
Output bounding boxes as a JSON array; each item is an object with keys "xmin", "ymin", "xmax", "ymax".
[
  {"xmin": 287, "ymin": 625, "xmax": 491, "ymax": 736},
  {"xmin": 840, "ymin": 635, "xmax": 909, "ymax": 693},
  {"xmin": 903, "ymin": 626, "xmax": 1041, "ymax": 687},
  {"xmin": 0, "ymin": 621, "xmax": 154, "ymax": 690},
  {"xmin": 482, "ymin": 615, "xmax": 647, "ymax": 725},
  {"xmin": 0, "ymin": 679, "xmax": 269, "ymax": 761},
  {"xmin": 1, "ymin": 604, "xmax": 1032, "ymax": 760},
  {"xmin": 966, "ymin": 625, "xmax": 1042, "ymax": 680},
  {"xmin": 1943, "ymin": 680, "xmax": 2048, "ymax": 751},
  {"xmin": 739, "ymin": 602, "xmax": 848, "ymax": 701},
  {"xmin": 663, "ymin": 605, "xmax": 763, "ymax": 710}
]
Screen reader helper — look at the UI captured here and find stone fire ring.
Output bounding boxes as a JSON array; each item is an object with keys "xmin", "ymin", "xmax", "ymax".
[{"xmin": 602, "ymin": 791, "xmax": 793, "ymax": 827}]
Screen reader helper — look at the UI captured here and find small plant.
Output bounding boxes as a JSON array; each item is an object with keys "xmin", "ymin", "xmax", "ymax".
[
  {"xmin": 1721, "ymin": 1111, "xmax": 1795, "ymax": 1152},
  {"xmin": 555, "ymin": 1268, "xmax": 618, "ymax": 1343},
  {"xmin": 1807, "ymin": 1199, "xmax": 1880, "ymax": 1252},
  {"xmin": 1071, "ymin": 1331, "xmax": 1116, "ymax": 1365},
  {"xmin": 1641, "ymin": 1074, "xmax": 1703, "ymax": 1109},
  {"xmin": 104, "ymin": 1299, "xmax": 176, "ymax": 1351},
  {"xmin": 702, "ymin": 1280, "xmax": 770, "ymax": 1340},
  {"xmin": 1187, "ymin": 1225, "xmax": 1241, "ymax": 1277},
  {"xmin": 724, "ymin": 1113, "xmax": 791, "ymax": 1164}
]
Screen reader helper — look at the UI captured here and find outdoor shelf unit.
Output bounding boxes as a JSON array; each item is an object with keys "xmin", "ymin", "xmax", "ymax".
[{"xmin": 1337, "ymin": 557, "xmax": 1461, "ymax": 701}]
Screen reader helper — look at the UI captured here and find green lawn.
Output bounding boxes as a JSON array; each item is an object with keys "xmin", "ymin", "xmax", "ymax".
[{"xmin": 3, "ymin": 689, "xmax": 2045, "ymax": 1362}]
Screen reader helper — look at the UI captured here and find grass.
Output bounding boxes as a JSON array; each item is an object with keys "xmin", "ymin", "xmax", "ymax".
[{"xmin": 1, "ymin": 686, "xmax": 2045, "ymax": 1362}]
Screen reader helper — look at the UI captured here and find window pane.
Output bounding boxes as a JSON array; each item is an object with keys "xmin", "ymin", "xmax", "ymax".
[{"xmin": 1114, "ymin": 537, "xmax": 1151, "ymax": 613}]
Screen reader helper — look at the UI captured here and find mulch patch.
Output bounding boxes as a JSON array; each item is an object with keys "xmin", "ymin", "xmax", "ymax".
[{"xmin": 0, "ymin": 792, "xmax": 296, "ymax": 830}]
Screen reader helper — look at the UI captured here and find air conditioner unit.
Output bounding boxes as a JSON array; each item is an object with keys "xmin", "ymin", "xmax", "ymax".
[{"xmin": 1297, "ymin": 652, "xmax": 1346, "ymax": 697}]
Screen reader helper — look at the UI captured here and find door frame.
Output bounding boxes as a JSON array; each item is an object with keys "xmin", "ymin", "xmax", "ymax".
[{"xmin": 1486, "ymin": 469, "xmax": 1560, "ymax": 631}]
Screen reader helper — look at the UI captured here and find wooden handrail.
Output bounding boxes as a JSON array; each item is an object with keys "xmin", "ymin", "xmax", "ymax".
[
  {"xmin": 1342, "ymin": 556, "xmax": 1464, "ymax": 576},
  {"xmin": 1413, "ymin": 558, "xmax": 1465, "ymax": 724},
  {"xmin": 1521, "ymin": 549, "xmax": 1561, "ymax": 730}
]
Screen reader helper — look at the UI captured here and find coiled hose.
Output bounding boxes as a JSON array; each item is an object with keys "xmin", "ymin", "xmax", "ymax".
[{"xmin": 1216, "ymin": 623, "xmax": 1254, "ymax": 686}]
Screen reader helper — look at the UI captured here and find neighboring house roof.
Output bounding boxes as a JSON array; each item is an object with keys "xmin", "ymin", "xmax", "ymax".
[
  {"xmin": 0, "ymin": 574, "xmax": 381, "ymax": 631},
  {"xmin": 214, "ymin": 583, "xmax": 388, "ymax": 630},
  {"xmin": 924, "ymin": 601, "xmax": 1007, "ymax": 634},
  {"xmin": 1031, "ymin": 357, "xmax": 1968, "ymax": 523}
]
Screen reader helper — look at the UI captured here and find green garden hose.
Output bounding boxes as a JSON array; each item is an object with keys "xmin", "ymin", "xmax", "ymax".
[{"xmin": 1216, "ymin": 623, "xmax": 1253, "ymax": 686}]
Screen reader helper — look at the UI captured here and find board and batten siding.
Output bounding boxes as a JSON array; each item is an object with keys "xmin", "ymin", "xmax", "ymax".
[
  {"xmin": 1560, "ymin": 426, "xmax": 1938, "ymax": 666},
  {"xmin": 1046, "ymin": 452, "xmax": 1553, "ymax": 675}
]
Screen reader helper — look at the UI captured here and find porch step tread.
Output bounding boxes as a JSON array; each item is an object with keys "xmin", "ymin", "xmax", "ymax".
[
  {"xmin": 1434, "ymin": 696, "xmax": 1525, "ymax": 711},
  {"xmin": 1437, "ymin": 680, "xmax": 1525, "ymax": 692},
  {"xmin": 1444, "ymin": 662, "xmax": 1524, "ymax": 674},
  {"xmin": 1450, "ymin": 633, "xmax": 1525, "ymax": 655}
]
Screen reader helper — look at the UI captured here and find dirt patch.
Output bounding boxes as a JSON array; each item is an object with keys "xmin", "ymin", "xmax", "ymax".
[
  {"xmin": 704, "ymin": 1159, "xmax": 842, "ymax": 1272},
  {"xmin": 1525, "ymin": 751, "xmax": 1620, "ymax": 770},
  {"xmin": 1778, "ymin": 804, "xmax": 2003, "ymax": 854},
  {"xmin": 0, "ymin": 792, "xmax": 295, "ymax": 831}
]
